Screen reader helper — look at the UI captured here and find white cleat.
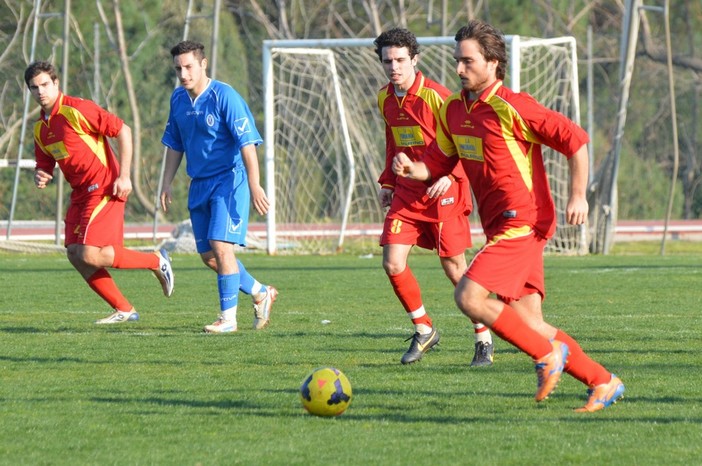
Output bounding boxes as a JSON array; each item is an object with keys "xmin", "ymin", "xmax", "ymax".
[
  {"xmin": 253, "ymin": 286, "xmax": 278, "ymax": 330},
  {"xmin": 154, "ymin": 248, "xmax": 174, "ymax": 297},
  {"xmin": 204, "ymin": 318, "xmax": 238, "ymax": 334},
  {"xmin": 95, "ymin": 309, "xmax": 139, "ymax": 324}
]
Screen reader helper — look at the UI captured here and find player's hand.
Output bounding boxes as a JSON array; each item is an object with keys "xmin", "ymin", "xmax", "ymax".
[
  {"xmin": 251, "ymin": 185, "xmax": 270, "ymax": 216},
  {"xmin": 565, "ymin": 195, "xmax": 588, "ymax": 225},
  {"xmin": 379, "ymin": 188, "xmax": 394, "ymax": 208},
  {"xmin": 159, "ymin": 187, "xmax": 172, "ymax": 214},
  {"xmin": 112, "ymin": 175, "xmax": 132, "ymax": 200},
  {"xmin": 34, "ymin": 169, "xmax": 53, "ymax": 189},
  {"xmin": 392, "ymin": 152, "xmax": 413, "ymax": 177},
  {"xmin": 426, "ymin": 176, "xmax": 451, "ymax": 198}
]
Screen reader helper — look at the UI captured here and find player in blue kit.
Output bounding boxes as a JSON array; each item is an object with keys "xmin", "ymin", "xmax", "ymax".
[{"xmin": 160, "ymin": 40, "xmax": 277, "ymax": 333}]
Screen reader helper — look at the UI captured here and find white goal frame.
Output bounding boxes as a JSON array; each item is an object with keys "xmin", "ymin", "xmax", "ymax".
[{"xmin": 263, "ymin": 35, "xmax": 585, "ymax": 255}]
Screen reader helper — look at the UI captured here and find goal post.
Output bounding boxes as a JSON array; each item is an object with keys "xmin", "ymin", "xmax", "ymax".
[{"xmin": 263, "ymin": 35, "xmax": 586, "ymax": 255}]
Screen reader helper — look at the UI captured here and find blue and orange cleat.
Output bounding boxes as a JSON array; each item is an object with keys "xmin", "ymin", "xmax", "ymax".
[
  {"xmin": 574, "ymin": 374, "xmax": 625, "ymax": 412},
  {"xmin": 534, "ymin": 340, "xmax": 569, "ymax": 402}
]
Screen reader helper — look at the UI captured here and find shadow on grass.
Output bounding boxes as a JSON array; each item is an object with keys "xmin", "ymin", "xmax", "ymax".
[{"xmin": 88, "ymin": 391, "xmax": 702, "ymax": 425}]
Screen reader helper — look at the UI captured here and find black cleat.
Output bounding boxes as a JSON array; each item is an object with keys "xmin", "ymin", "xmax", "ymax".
[
  {"xmin": 401, "ymin": 328, "xmax": 440, "ymax": 364},
  {"xmin": 470, "ymin": 341, "xmax": 494, "ymax": 367}
]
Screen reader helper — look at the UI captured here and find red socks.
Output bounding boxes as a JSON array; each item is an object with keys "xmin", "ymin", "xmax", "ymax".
[
  {"xmin": 87, "ymin": 269, "xmax": 131, "ymax": 311},
  {"xmin": 112, "ymin": 245, "xmax": 159, "ymax": 270},
  {"xmin": 388, "ymin": 267, "xmax": 432, "ymax": 329},
  {"xmin": 554, "ymin": 329, "xmax": 611, "ymax": 387},
  {"xmin": 490, "ymin": 304, "xmax": 552, "ymax": 360}
]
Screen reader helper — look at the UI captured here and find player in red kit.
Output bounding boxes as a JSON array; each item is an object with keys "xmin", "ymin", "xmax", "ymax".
[
  {"xmin": 393, "ymin": 21, "xmax": 624, "ymax": 411},
  {"xmin": 25, "ymin": 61, "xmax": 174, "ymax": 324},
  {"xmin": 375, "ymin": 28, "xmax": 493, "ymax": 366}
]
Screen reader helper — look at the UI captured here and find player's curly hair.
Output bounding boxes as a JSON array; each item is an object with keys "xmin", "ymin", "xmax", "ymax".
[
  {"xmin": 373, "ymin": 28, "xmax": 420, "ymax": 62},
  {"xmin": 24, "ymin": 61, "xmax": 58, "ymax": 86},
  {"xmin": 455, "ymin": 20, "xmax": 507, "ymax": 80},
  {"xmin": 170, "ymin": 40, "xmax": 206, "ymax": 61}
]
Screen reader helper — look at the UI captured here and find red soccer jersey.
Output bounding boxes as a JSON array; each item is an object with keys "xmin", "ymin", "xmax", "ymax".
[
  {"xmin": 377, "ymin": 71, "xmax": 471, "ymax": 222},
  {"xmin": 33, "ymin": 92, "xmax": 124, "ymax": 203},
  {"xmin": 424, "ymin": 80, "xmax": 589, "ymax": 240}
]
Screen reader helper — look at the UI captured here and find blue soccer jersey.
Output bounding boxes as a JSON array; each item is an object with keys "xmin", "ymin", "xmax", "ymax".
[{"xmin": 161, "ymin": 80, "xmax": 263, "ymax": 179}]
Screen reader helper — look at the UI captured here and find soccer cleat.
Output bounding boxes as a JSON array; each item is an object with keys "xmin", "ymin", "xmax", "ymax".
[
  {"xmin": 534, "ymin": 340, "xmax": 569, "ymax": 402},
  {"xmin": 253, "ymin": 286, "xmax": 278, "ymax": 330},
  {"xmin": 153, "ymin": 248, "xmax": 174, "ymax": 298},
  {"xmin": 401, "ymin": 328, "xmax": 440, "ymax": 364},
  {"xmin": 574, "ymin": 374, "xmax": 625, "ymax": 413},
  {"xmin": 95, "ymin": 309, "xmax": 139, "ymax": 324},
  {"xmin": 470, "ymin": 341, "xmax": 494, "ymax": 367},
  {"xmin": 203, "ymin": 317, "xmax": 238, "ymax": 334}
]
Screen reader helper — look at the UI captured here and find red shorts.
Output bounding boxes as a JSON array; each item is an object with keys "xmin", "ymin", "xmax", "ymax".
[
  {"xmin": 64, "ymin": 195, "xmax": 125, "ymax": 247},
  {"xmin": 466, "ymin": 232, "xmax": 546, "ymax": 302},
  {"xmin": 380, "ymin": 212, "xmax": 471, "ymax": 258}
]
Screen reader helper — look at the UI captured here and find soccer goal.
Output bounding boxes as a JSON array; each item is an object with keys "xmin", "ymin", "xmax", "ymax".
[{"xmin": 262, "ymin": 35, "xmax": 585, "ymax": 255}]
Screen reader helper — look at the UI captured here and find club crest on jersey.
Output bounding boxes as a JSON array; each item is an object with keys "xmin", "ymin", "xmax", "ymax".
[
  {"xmin": 234, "ymin": 117, "xmax": 251, "ymax": 136},
  {"xmin": 440, "ymin": 196, "xmax": 455, "ymax": 206},
  {"xmin": 206, "ymin": 114, "xmax": 215, "ymax": 127}
]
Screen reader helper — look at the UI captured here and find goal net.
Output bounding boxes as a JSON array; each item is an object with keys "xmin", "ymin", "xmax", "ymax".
[{"xmin": 263, "ymin": 35, "xmax": 585, "ymax": 255}]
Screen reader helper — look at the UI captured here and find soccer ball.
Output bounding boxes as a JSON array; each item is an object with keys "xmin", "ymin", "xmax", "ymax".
[{"xmin": 300, "ymin": 367, "xmax": 352, "ymax": 417}]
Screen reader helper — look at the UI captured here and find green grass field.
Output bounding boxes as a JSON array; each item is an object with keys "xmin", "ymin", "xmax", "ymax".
[{"xmin": 1, "ymin": 246, "xmax": 701, "ymax": 465}]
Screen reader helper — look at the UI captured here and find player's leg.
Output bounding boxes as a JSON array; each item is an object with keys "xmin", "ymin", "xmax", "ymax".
[
  {"xmin": 188, "ymin": 177, "xmax": 236, "ymax": 333},
  {"xmin": 457, "ymin": 236, "xmax": 568, "ymax": 401},
  {"xmin": 236, "ymin": 259, "xmax": 277, "ymax": 330},
  {"xmin": 67, "ymin": 244, "xmax": 136, "ymax": 323},
  {"xmin": 198, "ymin": 249, "xmax": 277, "ymax": 329},
  {"xmin": 201, "ymin": 239, "xmax": 241, "ymax": 333},
  {"xmin": 76, "ymin": 197, "xmax": 174, "ymax": 296},
  {"xmin": 435, "ymin": 215, "xmax": 493, "ymax": 366},
  {"xmin": 64, "ymin": 198, "xmax": 138, "ymax": 323},
  {"xmin": 381, "ymin": 216, "xmax": 438, "ymax": 364},
  {"xmin": 511, "ymin": 293, "xmax": 624, "ymax": 411}
]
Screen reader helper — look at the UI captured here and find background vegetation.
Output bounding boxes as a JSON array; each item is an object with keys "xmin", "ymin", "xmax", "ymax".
[{"xmin": 1, "ymin": 0, "xmax": 701, "ymax": 224}]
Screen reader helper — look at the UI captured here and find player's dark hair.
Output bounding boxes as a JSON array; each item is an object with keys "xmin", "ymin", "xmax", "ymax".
[
  {"xmin": 24, "ymin": 61, "xmax": 58, "ymax": 86},
  {"xmin": 373, "ymin": 28, "xmax": 420, "ymax": 62},
  {"xmin": 455, "ymin": 20, "xmax": 507, "ymax": 80},
  {"xmin": 170, "ymin": 40, "xmax": 206, "ymax": 61}
]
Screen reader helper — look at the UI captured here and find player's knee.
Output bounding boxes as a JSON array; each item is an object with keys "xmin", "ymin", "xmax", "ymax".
[
  {"xmin": 382, "ymin": 259, "xmax": 405, "ymax": 276},
  {"xmin": 454, "ymin": 284, "xmax": 483, "ymax": 319},
  {"xmin": 199, "ymin": 252, "xmax": 217, "ymax": 270}
]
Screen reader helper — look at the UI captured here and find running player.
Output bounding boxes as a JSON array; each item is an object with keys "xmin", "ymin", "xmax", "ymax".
[
  {"xmin": 392, "ymin": 20, "xmax": 624, "ymax": 411},
  {"xmin": 25, "ymin": 61, "xmax": 174, "ymax": 324},
  {"xmin": 375, "ymin": 28, "xmax": 493, "ymax": 366}
]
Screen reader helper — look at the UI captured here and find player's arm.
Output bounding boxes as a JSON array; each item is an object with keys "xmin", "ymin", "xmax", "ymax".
[
  {"xmin": 159, "ymin": 147, "xmax": 184, "ymax": 213},
  {"xmin": 377, "ymin": 117, "xmax": 397, "ymax": 208},
  {"xmin": 392, "ymin": 152, "xmax": 432, "ymax": 181},
  {"xmin": 565, "ymin": 143, "xmax": 589, "ymax": 225},
  {"xmin": 33, "ymin": 138, "xmax": 55, "ymax": 189},
  {"xmin": 112, "ymin": 123, "xmax": 133, "ymax": 199},
  {"xmin": 241, "ymin": 143, "xmax": 269, "ymax": 216}
]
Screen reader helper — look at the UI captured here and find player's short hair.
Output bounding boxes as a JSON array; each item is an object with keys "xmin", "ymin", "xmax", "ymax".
[
  {"xmin": 455, "ymin": 20, "xmax": 507, "ymax": 80},
  {"xmin": 24, "ymin": 61, "xmax": 58, "ymax": 86},
  {"xmin": 170, "ymin": 40, "xmax": 206, "ymax": 61},
  {"xmin": 373, "ymin": 28, "xmax": 420, "ymax": 62}
]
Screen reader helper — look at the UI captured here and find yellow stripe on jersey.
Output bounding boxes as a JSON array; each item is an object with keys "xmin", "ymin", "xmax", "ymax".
[
  {"xmin": 488, "ymin": 96, "xmax": 541, "ymax": 193},
  {"xmin": 487, "ymin": 225, "xmax": 533, "ymax": 245},
  {"xmin": 59, "ymin": 105, "xmax": 110, "ymax": 167}
]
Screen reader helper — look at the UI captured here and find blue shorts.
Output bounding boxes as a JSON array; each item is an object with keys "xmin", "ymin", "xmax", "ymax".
[{"xmin": 188, "ymin": 167, "xmax": 250, "ymax": 254}]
